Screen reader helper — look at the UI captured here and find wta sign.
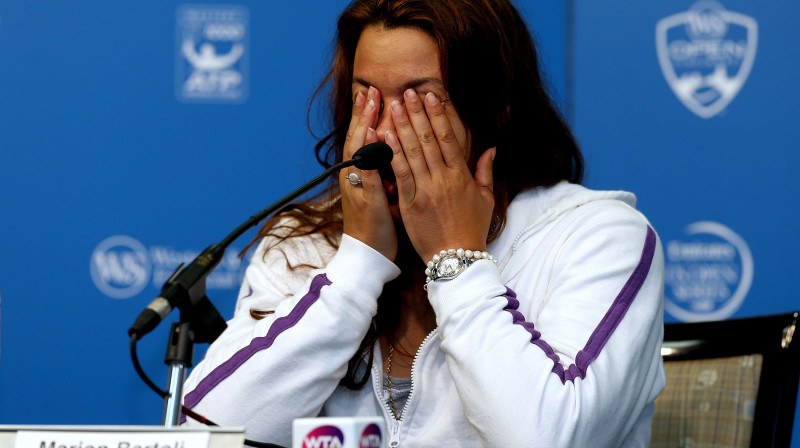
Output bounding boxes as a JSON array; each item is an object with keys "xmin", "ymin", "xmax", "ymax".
[{"xmin": 293, "ymin": 418, "xmax": 384, "ymax": 448}]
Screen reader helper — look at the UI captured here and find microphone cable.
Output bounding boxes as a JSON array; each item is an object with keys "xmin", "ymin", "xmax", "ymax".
[{"xmin": 130, "ymin": 335, "xmax": 286, "ymax": 448}]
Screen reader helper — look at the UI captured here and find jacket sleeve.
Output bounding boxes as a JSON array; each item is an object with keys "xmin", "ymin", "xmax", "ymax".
[
  {"xmin": 427, "ymin": 202, "xmax": 665, "ymax": 447},
  {"xmin": 181, "ymin": 233, "xmax": 400, "ymax": 447}
]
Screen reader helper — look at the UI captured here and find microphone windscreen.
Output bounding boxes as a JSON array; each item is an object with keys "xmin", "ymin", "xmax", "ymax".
[{"xmin": 352, "ymin": 142, "xmax": 393, "ymax": 170}]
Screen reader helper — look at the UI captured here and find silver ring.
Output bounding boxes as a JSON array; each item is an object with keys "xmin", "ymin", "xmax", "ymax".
[{"xmin": 346, "ymin": 172, "xmax": 362, "ymax": 185}]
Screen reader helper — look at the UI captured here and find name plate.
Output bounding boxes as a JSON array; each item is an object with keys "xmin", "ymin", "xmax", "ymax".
[{"xmin": 13, "ymin": 431, "xmax": 210, "ymax": 448}]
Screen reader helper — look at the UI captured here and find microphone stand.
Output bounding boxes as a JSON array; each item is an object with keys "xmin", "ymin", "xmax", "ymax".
[{"xmin": 137, "ymin": 143, "xmax": 390, "ymax": 427}]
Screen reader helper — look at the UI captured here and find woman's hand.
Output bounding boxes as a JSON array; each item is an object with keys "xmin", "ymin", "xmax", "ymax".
[
  {"xmin": 340, "ymin": 87, "xmax": 398, "ymax": 261},
  {"xmin": 386, "ymin": 89, "xmax": 496, "ymax": 263}
]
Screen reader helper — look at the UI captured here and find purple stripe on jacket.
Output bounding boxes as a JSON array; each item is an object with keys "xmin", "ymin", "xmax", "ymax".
[
  {"xmin": 183, "ymin": 273, "xmax": 333, "ymax": 412},
  {"xmin": 503, "ymin": 226, "xmax": 657, "ymax": 383}
]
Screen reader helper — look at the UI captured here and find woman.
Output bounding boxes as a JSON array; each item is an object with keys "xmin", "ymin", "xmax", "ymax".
[{"xmin": 182, "ymin": 0, "xmax": 666, "ymax": 446}]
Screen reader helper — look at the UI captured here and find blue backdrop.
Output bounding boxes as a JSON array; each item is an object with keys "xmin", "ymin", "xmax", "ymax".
[
  {"xmin": 573, "ymin": 1, "xmax": 800, "ymax": 442},
  {"xmin": 0, "ymin": 0, "xmax": 796, "ymax": 443}
]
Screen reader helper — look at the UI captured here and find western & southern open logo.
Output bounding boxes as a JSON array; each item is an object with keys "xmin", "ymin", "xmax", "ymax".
[
  {"xmin": 656, "ymin": 1, "xmax": 757, "ymax": 118},
  {"xmin": 91, "ymin": 235, "xmax": 246, "ymax": 299},
  {"xmin": 90, "ymin": 235, "xmax": 152, "ymax": 299}
]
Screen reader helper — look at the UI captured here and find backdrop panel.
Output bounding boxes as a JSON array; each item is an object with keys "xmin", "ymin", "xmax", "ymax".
[{"xmin": 573, "ymin": 1, "xmax": 800, "ymax": 444}]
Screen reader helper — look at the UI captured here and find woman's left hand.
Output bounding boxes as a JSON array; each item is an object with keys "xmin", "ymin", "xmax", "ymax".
[{"xmin": 386, "ymin": 88, "xmax": 496, "ymax": 263}]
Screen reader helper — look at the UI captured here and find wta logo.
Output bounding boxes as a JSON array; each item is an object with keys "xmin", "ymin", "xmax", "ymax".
[
  {"xmin": 656, "ymin": 1, "xmax": 758, "ymax": 118},
  {"xmin": 298, "ymin": 423, "xmax": 382, "ymax": 448},
  {"xmin": 301, "ymin": 426, "xmax": 345, "ymax": 448},
  {"xmin": 359, "ymin": 424, "xmax": 382, "ymax": 448}
]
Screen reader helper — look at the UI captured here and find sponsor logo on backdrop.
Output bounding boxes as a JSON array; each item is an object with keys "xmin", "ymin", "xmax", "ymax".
[
  {"xmin": 656, "ymin": 1, "xmax": 758, "ymax": 118},
  {"xmin": 664, "ymin": 221, "xmax": 753, "ymax": 322},
  {"xmin": 176, "ymin": 5, "xmax": 249, "ymax": 103},
  {"xmin": 90, "ymin": 236, "xmax": 152, "ymax": 299},
  {"xmin": 91, "ymin": 235, "xmax": 246, "ymax": 299}
]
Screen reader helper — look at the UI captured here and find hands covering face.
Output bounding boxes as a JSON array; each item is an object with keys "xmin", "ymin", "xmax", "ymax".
[{"xmin": 340, "ymin": 85, "xmax": 496, "ymax": 265}]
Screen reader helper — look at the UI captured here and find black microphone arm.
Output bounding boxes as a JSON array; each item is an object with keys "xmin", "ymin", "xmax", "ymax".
[{"xmin": 128, "ymin": 142, "xmax": 393, "ymax": 341}]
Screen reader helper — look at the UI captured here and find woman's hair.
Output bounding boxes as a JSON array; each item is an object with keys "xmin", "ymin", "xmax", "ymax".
[{"xmin": 249, "ymin": 0, "xmax": 584, "ymax": 388}]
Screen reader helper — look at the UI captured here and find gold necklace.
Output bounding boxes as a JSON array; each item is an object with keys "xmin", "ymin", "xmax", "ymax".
[{"xmin": 386, "ymin": 344, "xmax": 400, "ymax": 420}]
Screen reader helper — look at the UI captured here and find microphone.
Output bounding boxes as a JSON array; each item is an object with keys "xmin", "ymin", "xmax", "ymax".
[
  {"xmin": 128, "ymin": 142, "xmax": 393, "ymax": 341},
  {"xmin": 128, "ymin": 244, "xmax": 226, "ymax": 341},
  {"xmin": 352, "ymin": 142, "xmax": 393, "ymax": 170}
]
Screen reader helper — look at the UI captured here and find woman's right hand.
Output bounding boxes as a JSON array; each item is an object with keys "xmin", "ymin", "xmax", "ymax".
[{"xmin": 340, "ymin": 86, "xmax": 398, "ymax": 261}]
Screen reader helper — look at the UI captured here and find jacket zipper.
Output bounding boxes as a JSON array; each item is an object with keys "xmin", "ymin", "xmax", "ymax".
[
  {"xmin": 388, "ymin": 422, "xmax": 401, "ymax": 448},
  {"xmin": 372, "ymin": 355, "xmax": 400, "ymax": 447},
  {"xmin": 402, "ymin": 329, "xmax": 436, "ymax": 419},
  {"xmin": 372, "ymin": 328, "xmax": 439, "ymax": 448}
]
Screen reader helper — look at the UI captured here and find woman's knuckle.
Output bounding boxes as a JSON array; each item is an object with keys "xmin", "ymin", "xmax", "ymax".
[
  {"xmin": 439, "ymin": 129, "xmax": 458, "ymax": 145},
  {"xmin": 402, "ymin": 142, "xmax": 422, "ymax": 158},
  {"xmin": 419, "ymin": 131, "xmax": 436, "ymax": 145}
]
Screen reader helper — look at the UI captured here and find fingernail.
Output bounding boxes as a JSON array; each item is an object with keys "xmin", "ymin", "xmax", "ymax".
[
  {"xmin": 354, "ymin": 91, "xmax": 365, "ymax": 107},
  {"xmin": 367, "ymin": 127, "xmax": 376, "ymax": 140},
  {"xmin": 385, "ymin": 130, "xmax": 399, "ymax": 150},
  {"xmin": 368, "ymin": 86, "xmax": 377, "ymax": 99},
  {"xmin": 404, "ymin": 89, "xmax": 418, "ymax": 102},
  {"xmin": 425, "ymin": 92, "xmax": 438, "ymax": 106},
  {"xmin": 365, "ymin": 98, "xmax": 375, "ymax": 114},
  {"xmin": 391, "ymin": 100, "xmax": 402, "ymax": 115}
]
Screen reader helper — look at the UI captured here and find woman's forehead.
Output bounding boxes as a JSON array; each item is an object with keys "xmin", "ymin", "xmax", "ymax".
[{"xmin": 352, "ymin": 25, "xmax": 443, "ymax": 94}]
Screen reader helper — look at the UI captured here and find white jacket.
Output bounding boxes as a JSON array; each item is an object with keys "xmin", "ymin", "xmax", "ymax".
[{"xmin": 182, "ymin": 181, "xmax": 666, "ymax": 447}]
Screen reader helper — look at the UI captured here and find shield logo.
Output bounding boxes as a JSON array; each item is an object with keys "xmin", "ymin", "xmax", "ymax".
[{"xmin": 656, "ymin": 1, "xmax": 758, "ymax": 119}]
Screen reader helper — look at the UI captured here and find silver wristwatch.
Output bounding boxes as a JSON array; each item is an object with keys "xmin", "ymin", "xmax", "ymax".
[
  {"xmin": 430, "ymin": 254, "xmax": 476, "ymax": 282},
  {"xmin": 424, "ymin": 249, "xmax": 497, "ymax": 291}
]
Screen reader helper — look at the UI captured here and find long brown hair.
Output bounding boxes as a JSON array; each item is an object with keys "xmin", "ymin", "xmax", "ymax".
[{"xmin": 249, "ymin": 0, "xmax": 584, "ymax": 389}]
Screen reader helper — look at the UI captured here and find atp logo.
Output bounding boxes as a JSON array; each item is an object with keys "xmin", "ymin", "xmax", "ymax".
[
  {"xmin": 664, "ymin": 221, "xmax": 754, "ymax": 322},
  {"xmin": 656, "ymin": 1, "xmax": 758, "ymax": 118},
  {"xmin": 90, "ymin": 235, "xmax": 152, "ymax": 299},
  {"xmin": 176, "ymin": 5, "xmax": 249, "ymax": 102},
  {"xmin": 301, "ymin": 426, "xmax": 345, "ymax": 448}
]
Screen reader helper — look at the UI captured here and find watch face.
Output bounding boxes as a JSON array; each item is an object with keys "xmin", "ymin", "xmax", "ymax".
[{"xmin": 436, "ymin": 255, "xmax": 463, "ymax": 279}]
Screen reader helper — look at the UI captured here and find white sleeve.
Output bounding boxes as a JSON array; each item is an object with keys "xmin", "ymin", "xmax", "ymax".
[
  {"xmin": 181, "ymin": 233, "xmax": 400, "ymax": 447},
  {"xmin": 427, "ymin": 205, "xmax": 665, "ymax": 447}
]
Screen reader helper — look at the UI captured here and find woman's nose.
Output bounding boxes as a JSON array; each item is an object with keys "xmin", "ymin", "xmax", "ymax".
[{"xmin": 374, "ymin": 101, "xmax": 395, "ymax": 141}]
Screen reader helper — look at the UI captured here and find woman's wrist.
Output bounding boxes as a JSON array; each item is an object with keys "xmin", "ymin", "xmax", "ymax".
[{"xmin": 424, "ymin": 248, "xmax": 497, "ymax": 290}]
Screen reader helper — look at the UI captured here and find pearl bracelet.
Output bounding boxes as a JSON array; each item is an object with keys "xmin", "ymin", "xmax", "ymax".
[{"xmin": 424, "ymin": 248, "xmax": 497, "ymax": 290}]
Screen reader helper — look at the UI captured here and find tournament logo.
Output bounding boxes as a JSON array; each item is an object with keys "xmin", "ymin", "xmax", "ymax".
[
  {"xmin": 176, "ymin": 5, "xmax": 249, "ymax": 103},
  {"xmin": 664, "ymin": 221, "xmax": 754, "ymax": 322},
  {"xmin": 656, "ymin": 1, "xmax": 758, "ymax": 118},
  {"xmin": 91, "ymin": 236, "xmax": 246, "ymax": 299},
  {"xmin": 90, "ymin": 235, "xmax": 152, "ymax": 299}
]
